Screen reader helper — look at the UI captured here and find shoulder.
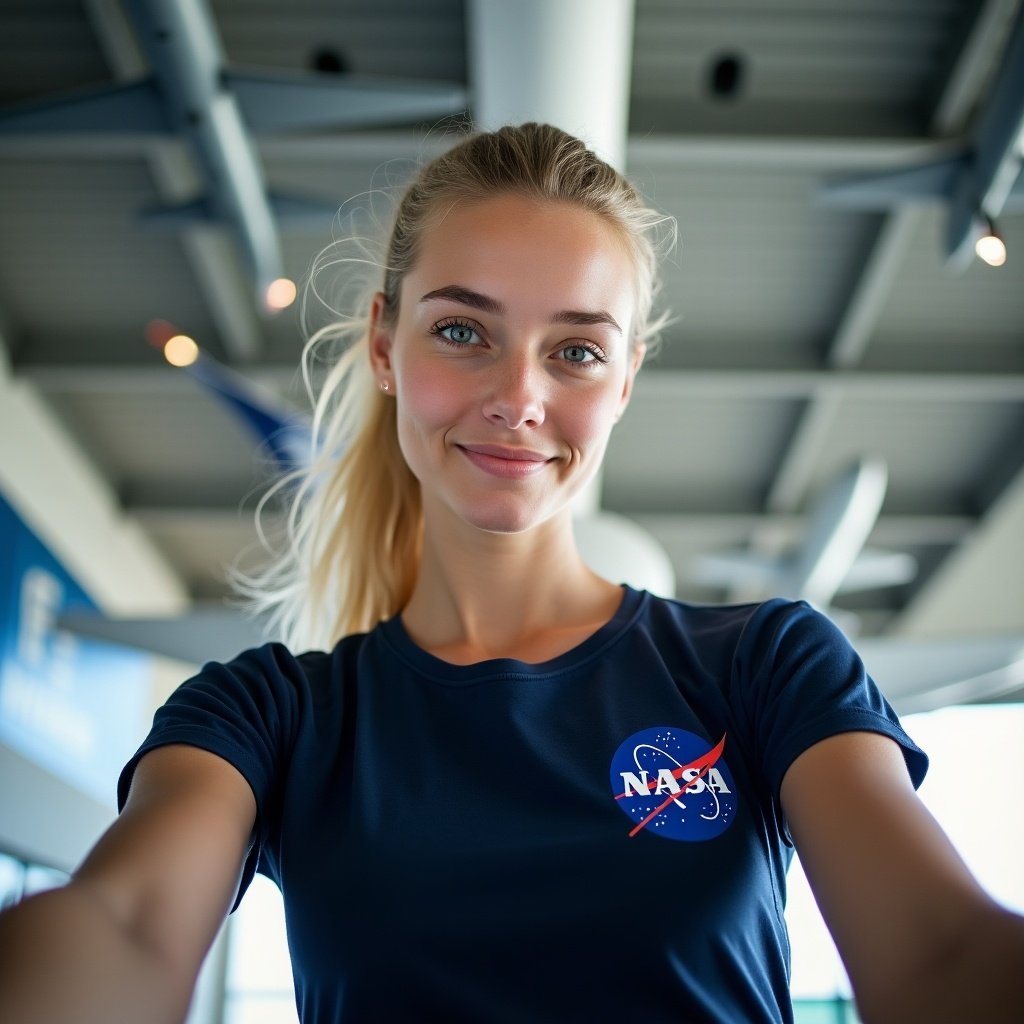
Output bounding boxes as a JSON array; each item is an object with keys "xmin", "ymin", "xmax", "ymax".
[
  {"xmin": 635, "ymin": 593, "xmax": 873, "ymax": 714},
  {"xmin": 636, "ymin": 591, "xmax": 820, "ymax": 667},
  {"xmin": 130, "ymin": 631, "xmax": 378, "ymax": 777},
  {"xmin": 118, "ymin": 630, "xmax": 377, "ymax": 804},
  {"xmin": 640, "ymin": 590, "xmax": 799, "ymax": 631},
  {"xmin": 178, "ymin": 631, "xmax": 374, "ymax": 705}
]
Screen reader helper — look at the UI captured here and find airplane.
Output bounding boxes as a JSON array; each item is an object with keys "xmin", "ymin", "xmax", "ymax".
[
  {"xmin": 819, "ymin": 3, "xmax": 1024, "ymax": 269},
  {"xmin": 691, "ymin": 457, "xmax": 918, "ymax": 611}
]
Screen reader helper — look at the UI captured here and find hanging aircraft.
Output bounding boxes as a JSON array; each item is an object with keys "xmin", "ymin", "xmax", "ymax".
[
  {"xmin": 820, "ymin": 4, "xmax": 1024, "ymax": 269},
  {"xmin": 691, "ymin": 457, "xmax": 918, "ymax": 611}
]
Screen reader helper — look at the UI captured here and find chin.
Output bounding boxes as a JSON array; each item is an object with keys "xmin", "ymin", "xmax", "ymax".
[
  {"xmin": 457, "ymin": 496, "xmax": 554, "ymax": 536},
  {"xmin": 464, "ymin": 512, "xmax": 542, "ymax": 536}
]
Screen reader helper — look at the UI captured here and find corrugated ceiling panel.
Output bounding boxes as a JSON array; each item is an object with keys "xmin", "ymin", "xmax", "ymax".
[
  {"xmin": 213, "ymin": 0, "xmax": 466, "ymax": 79},
  {"xmin": 631, "ymin": 0, "xmax": 971, "ymax": 133},
  {"xmin": 0, "ymin": 0, "xmax": 110, "ymax": 102},
  {"xmin": 138, "ymin": 513, "xmax": 264, "ymax": 599},
  {"xmin": 627, "ymin": 164, "xmax": 881, "ymax": 361},
  {"xmin": 260, "ymin": 152, "xmax": 425, "ymax": 359},
  {"xmin": 868, "ymin": 210, "xmax": 1024, "ymax": 355},
  {"xmin": 0, "ymin": 160, "xmax": 218, "ymax": 357},
  {"xmin": 633, "ymin": 6, "xmax": 956, "ymax": 100},
  {"xmin": 603, "ymin": 393, "xmax": 800, "ymax": 513},
  {"xmin": 42, "ymin": 389, "xmax": 270, "ymax": 501},
  {"xmin": 803, "ymin": 397, "xmax": 1024, "ymax": 513}
]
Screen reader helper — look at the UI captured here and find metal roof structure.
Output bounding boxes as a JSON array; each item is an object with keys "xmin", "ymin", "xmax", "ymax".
[{"xmin": 0, "ymin": 0, "xmax": 1021, "ymax": 700}]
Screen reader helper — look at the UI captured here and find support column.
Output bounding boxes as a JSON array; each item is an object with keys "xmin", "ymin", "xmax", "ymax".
[{"xmin": 467, "ymin": 0, "xmax": 636, "ymax": 171}]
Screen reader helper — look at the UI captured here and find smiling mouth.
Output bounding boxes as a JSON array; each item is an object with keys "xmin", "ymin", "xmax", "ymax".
[{"xmin": 456, "ymin": 444, "xmax": 553, "ymax": 478}]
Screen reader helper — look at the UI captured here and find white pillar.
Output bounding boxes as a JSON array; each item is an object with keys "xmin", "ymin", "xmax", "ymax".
[{"xmin": 467, "ymin": 0, "xmax": 636, "ymax": 171}]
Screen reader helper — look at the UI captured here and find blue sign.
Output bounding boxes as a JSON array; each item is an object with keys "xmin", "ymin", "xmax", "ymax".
[{"xmin": 0, "ymin": 495, "xmax": 152, "ymax": 806}]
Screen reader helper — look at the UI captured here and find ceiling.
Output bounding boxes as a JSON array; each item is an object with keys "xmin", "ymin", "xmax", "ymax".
[{"xmin": 0, "ymin": 0, "xmax": 1022, "ymax": 652}]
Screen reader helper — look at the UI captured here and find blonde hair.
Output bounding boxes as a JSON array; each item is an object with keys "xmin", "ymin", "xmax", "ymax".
[{"xmin": 239, "ymin": 123, "xmax": 674, "ymax": 651}]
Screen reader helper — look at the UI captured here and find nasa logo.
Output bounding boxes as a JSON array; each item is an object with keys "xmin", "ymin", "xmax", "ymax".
[{"xmin": 609, "ymin": 726, "xmax": 737, "ymax": 841}]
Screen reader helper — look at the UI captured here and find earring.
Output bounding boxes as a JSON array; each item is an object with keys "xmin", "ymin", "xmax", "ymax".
[{"xmin": 380, "ymin": 380, "xmax": 389, "ymax": 393}]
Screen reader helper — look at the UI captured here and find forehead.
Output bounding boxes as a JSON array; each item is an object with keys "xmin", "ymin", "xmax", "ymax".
[{"xmin": 403, "ymin": 194, "xmax": 637, "ymax": 326}]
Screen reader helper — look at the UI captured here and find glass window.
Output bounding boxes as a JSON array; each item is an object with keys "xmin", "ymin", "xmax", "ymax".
[
  {"xmin": 0, "ymin": 851, "xmax": 69, "ymax": 909},
  {"xmin": 908, "ymin": 703, "xmax": 1024, "ymax": 913},
  {"xmin": 0, "ymin": 852, "xmax": 26, "ymax": 911},
  {"xmin": 224, "ymin": 873, "xmax": 298, "ymax": 1024},
  {"xmin": 23, "ymin": 863, "xmax": 68, "ymax": 897}
]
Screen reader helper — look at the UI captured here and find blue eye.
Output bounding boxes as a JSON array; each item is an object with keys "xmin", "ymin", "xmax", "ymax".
[
  {"xmin": 434, "ymin": 320, "xmax": 480, "ymax": 346},
  {"xmin": 560, "ymin": 343, "xmax": 607, "ymax": 366},
  {"xmin": 563, "ymin": 345, "xmax": 594, "ymax": 363}
]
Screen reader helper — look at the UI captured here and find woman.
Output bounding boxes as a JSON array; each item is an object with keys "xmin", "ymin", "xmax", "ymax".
[{"xmin": 1, "ymin": 124, "xmax": 1022, "ymax": 1023}]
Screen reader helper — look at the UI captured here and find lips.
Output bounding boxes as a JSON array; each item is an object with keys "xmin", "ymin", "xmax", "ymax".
[{"xmin": 456, "ymin": 443, "xmax": 554, "ymax": 478}]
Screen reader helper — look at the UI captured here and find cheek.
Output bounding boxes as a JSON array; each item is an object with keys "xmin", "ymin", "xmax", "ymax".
[
  {"xmin": 394, "ymin": 361, "xmax": 464, "ymax": 450},
  {"xmin": 561, "ymin": 388, "xmax": 622, "ymax": 448}
]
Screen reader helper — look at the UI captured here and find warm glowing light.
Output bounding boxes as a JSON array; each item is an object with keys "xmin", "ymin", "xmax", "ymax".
[
  {"xmin": 975, "ymin": 233, "xmax": 1007, "ymax": 267},
  {"xmin": 145, "ymin": 319, "xmax": 177, "ymax": 350},
  {"xmin": 164, "ymin": 334, "xmax": 199, "ymax": 367},
  {"xmin": 265, "ymin": 277, "xmax": 297, "ymax": 310}
]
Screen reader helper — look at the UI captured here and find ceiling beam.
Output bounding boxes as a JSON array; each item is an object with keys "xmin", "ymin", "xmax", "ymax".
[
  {"xmin": 0, "ymin": 310, "xmax": 12, "ymax": 380},
  {"xmin": 129, "ymin": 501, "xmax": 974, "ymax": 546},
  {"xmin": 631, "ymin": 370, "xmax": 1024, "ymax": 402},
  {"xmin": 21, "ymin": 364, "xmax": 1024, "ymax": 402},
  {"xmin": 733, "ymin": 0, "xmax": 1016, "ymax": 602},
  {"xmin": 890, "ymin": 459, "xmax": 1024, "ymax": 637},
  {"xmin": 764, "ymin": 392, "xmax": 843, "ymax": 514},
  {"xmin": 82, "ymin": 0, "xmax": 264, "ymax": 362},
  {"xmin": 826, "ymin": 210, "xmax": 925, "ymax": 370},
  {"xmin": 0, "ymin": 130, "xmax": 962, "ymax": 175},
  {"xmin": 930, "ymin": 0, "xmax": 1022, "ymax": 135},
  {"xmin": 627, "ymin": 135, "xmax": 963, "ymax": 172}
]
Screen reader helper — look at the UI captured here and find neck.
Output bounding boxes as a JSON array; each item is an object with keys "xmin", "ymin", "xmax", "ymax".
[{"xmin": 401, "ymin": 507, "xmax": 623, "ymax": 664}]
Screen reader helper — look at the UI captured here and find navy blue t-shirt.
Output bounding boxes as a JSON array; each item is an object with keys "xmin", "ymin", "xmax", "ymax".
[{"xmin": 119, "ymin": 588, "xmax": 927, "ymax": 1023}]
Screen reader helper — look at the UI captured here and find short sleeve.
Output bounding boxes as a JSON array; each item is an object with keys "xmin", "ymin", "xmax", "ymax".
[
  {"xmin": 116, "ymin": 642, "xmax": 303, "ymax": 908},
  {"xmin": 737, "ymin": 599, "xmax": 928, "ymax": 842}
]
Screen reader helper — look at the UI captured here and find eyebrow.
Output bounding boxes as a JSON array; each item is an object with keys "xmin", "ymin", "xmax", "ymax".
[{"xmin": 418, "ymin": 284, "xmax": 622, "ymax": 334}]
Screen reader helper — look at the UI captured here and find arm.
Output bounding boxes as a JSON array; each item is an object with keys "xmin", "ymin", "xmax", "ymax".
[
  {"xmin": 781, "ymin": 731, "xmax": 1024, "ymax": 1024},
  {"xmin": 0, "ymin": 744, "xmax": 257, "ymax": 1024}
]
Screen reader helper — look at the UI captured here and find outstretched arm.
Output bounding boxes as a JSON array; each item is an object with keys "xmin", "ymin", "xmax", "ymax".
[
  {"xmin": 0, "ymin": 744, "xmax": 257, "ymax": 1024},
  {"xmin": 781, "ymin": 730, "xmax": 1024, "ymax": 1024}
]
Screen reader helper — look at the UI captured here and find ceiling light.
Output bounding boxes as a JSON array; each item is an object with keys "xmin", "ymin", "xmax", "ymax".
[
  {"xmin": 164, "ymin": 334, "xmax": 200, "ymax": 367},
  {"xmin": 265, "ymin": 277, "xmax": 297, "ymax": 311},
  {"xmin": 975, "ymin": 217, "xmax": 1007, "ymax": 267}
]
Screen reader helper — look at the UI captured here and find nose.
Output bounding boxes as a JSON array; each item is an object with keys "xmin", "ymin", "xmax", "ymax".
[{"xmin": 481, "ymin": 355, "xmax": 546, "ymax": 430}]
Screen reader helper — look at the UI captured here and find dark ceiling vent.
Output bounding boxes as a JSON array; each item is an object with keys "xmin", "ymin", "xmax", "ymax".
[
  {"xmin": 708, "ymin": 52, "xmax": 745, "ymax": 99},
  {"xmin": 311, "ymin": 48, "xmax": 348, "ymax": 75}
]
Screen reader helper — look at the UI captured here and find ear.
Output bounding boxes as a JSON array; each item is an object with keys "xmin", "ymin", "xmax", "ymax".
[
  {"xmin": 615, "ymin": 342, "xmax": 646, "ymax": 422},
  {"xmin": 368, "ymin": 292, "xmax": 394, "ymax": 380}
]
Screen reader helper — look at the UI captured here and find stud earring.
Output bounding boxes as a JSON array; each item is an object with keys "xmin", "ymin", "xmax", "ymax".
[{"xmin": 380, "ymin": 381, "xmax": 389, "ymax": 393}]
